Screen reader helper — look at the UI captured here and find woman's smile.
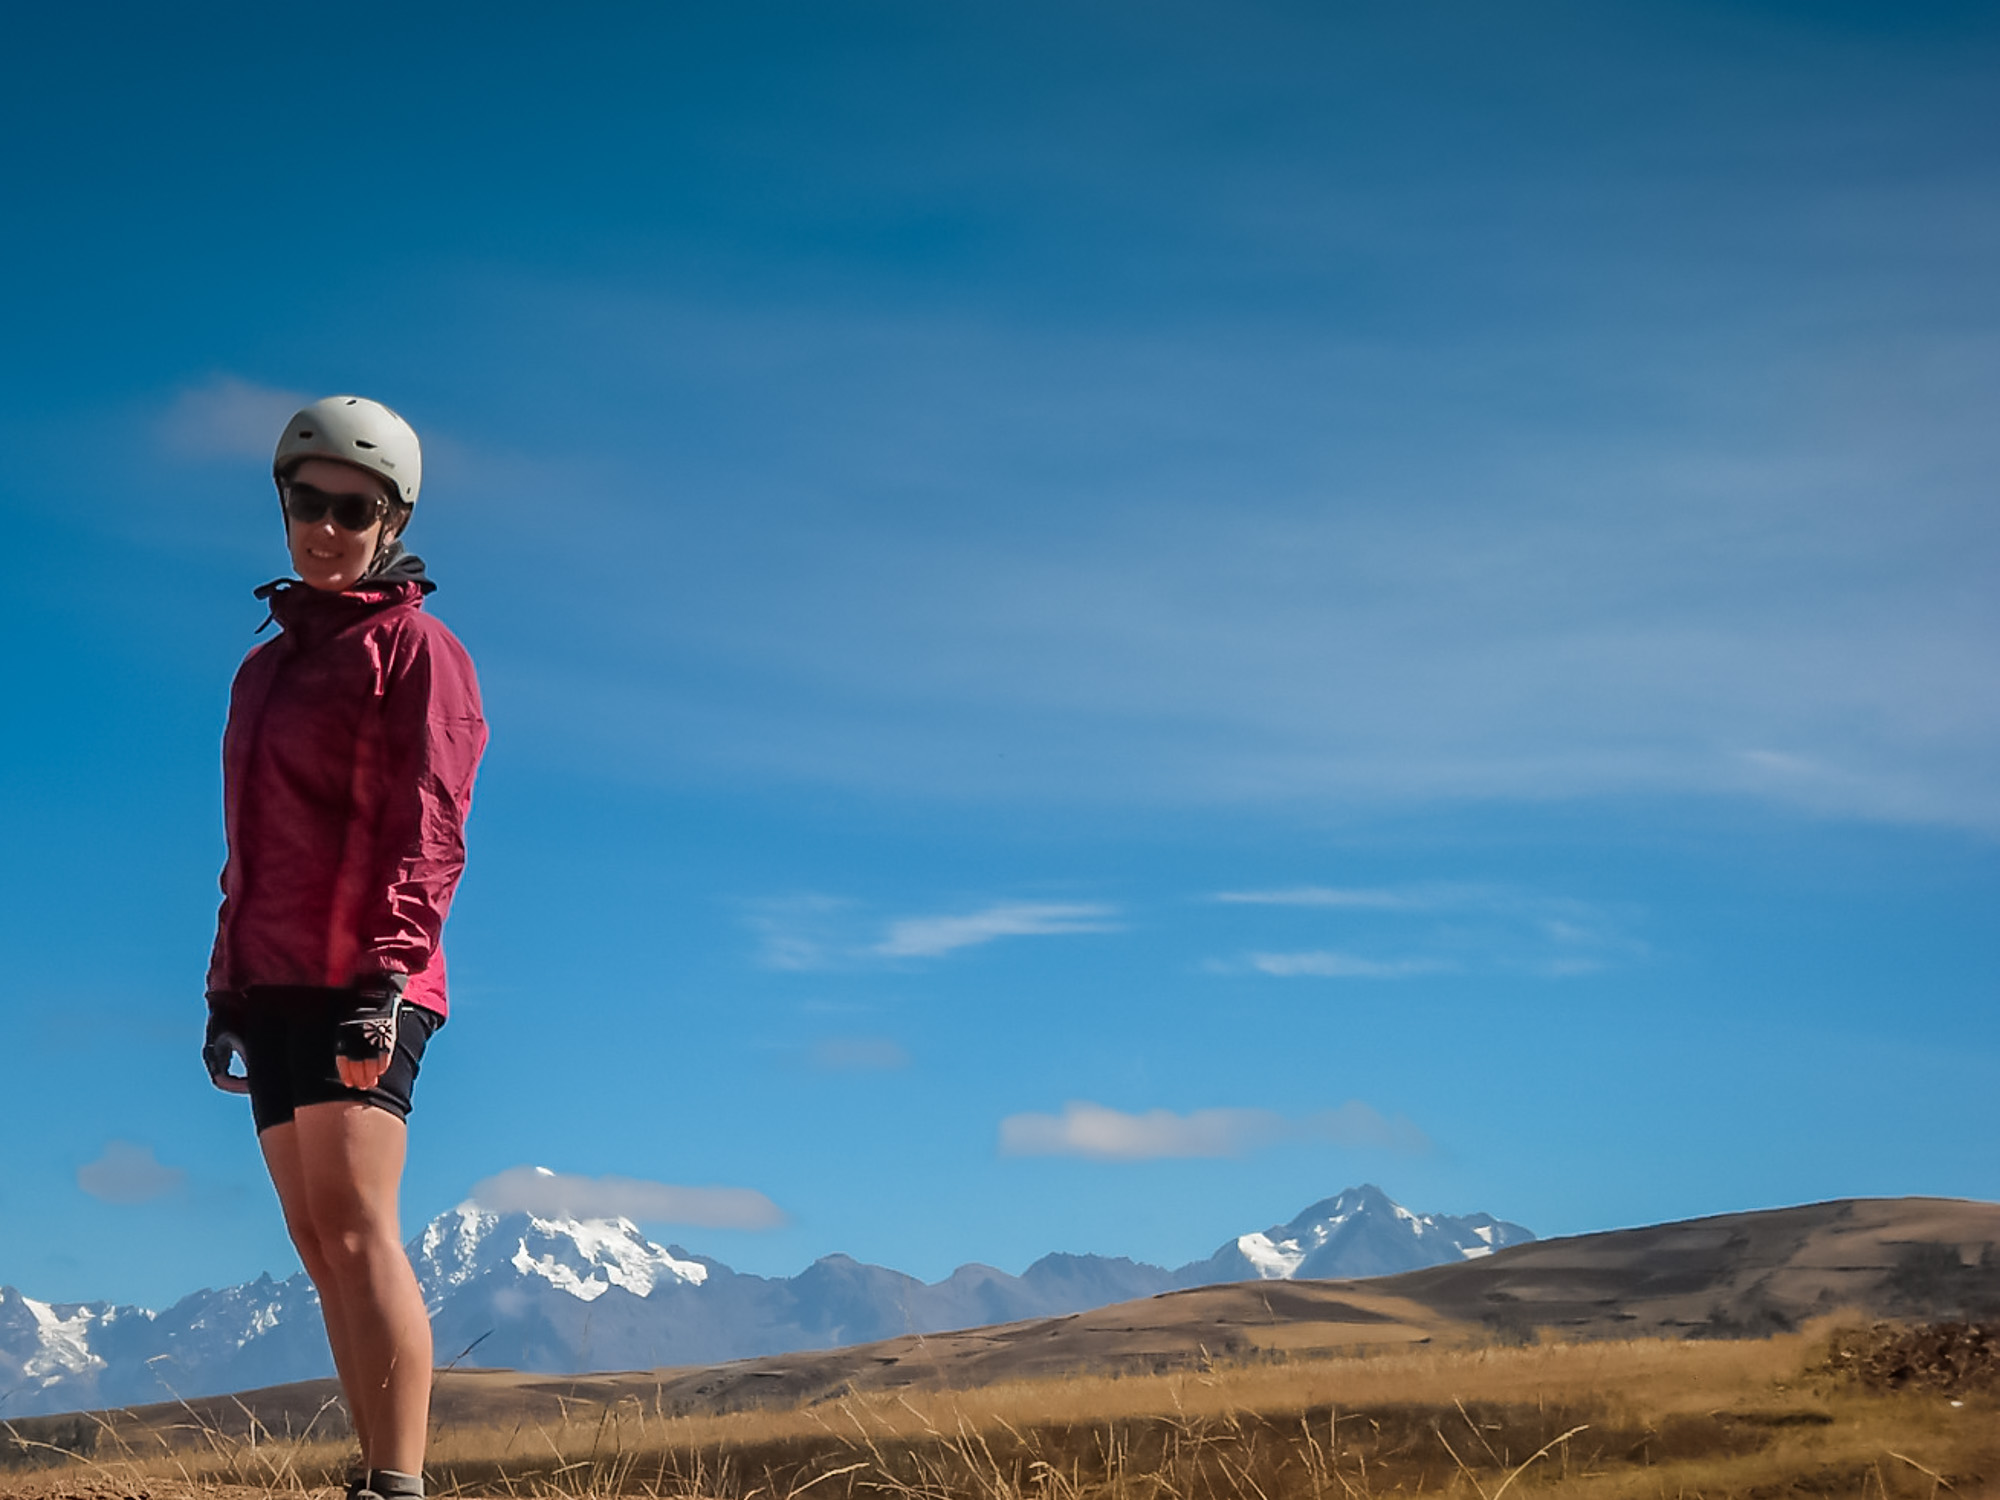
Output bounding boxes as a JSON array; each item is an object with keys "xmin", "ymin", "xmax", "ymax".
[{"xmin": 285, "ymin": 456, "xmax": 389, "ymax": 591}]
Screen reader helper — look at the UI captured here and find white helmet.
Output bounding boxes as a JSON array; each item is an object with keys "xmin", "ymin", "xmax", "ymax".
[{"xmin": 273, "ymin": 395, "xmax": 423, "ymax": 508}]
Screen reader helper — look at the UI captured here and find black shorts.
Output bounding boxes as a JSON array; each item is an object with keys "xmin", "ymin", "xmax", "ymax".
[{"xmin": 233, "ymin": 986, "xmax": 442, "ymax": 1135}]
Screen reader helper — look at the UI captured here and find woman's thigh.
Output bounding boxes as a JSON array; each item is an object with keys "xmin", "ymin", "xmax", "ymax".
[
  {"xmin": 258, "ymin": 1119, "xmax": 312, "ymax": 1237},
  {"xmin": 262, "ymin": 1103, "xmax": 409, "ymax": 1242},
  {"xmin": 293, "ymin": 1102, "xmax": 410, "ymax": 1234}
]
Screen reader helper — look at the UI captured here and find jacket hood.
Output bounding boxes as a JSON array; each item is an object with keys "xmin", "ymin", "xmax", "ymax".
[
  {"xmin": 254, "ymin": 545, "xmax": 436, "ymax": 637},
  {"xmin": 366, "ymin": 540, "xmax": 435, "ymax": 593}
]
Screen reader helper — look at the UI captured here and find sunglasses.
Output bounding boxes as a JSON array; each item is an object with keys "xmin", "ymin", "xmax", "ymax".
[{"xmin": 283, "ymin": 482, "xmax": 385, "ymax": 532}]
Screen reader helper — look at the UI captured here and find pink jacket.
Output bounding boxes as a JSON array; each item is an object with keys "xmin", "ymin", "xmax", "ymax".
[{"xmin": 208, "ymin": 562, "xmax": 486, "ymax": 1018}]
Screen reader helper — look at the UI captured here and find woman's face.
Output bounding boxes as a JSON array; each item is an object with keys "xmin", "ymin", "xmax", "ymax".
[{"xmin": 284, "ymin": 458, "xmax": 394, "ymax": 592}]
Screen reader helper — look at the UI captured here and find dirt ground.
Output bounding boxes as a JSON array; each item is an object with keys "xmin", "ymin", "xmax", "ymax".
[{"xmin": 0, "ymin": 1480, "xmax": 328, "ymax": 1500}]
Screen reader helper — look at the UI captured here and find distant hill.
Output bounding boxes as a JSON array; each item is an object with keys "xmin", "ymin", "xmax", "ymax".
[
  {"xmin": 0, "ymin": 1183, "xmax": 1522, "ymax": 1418},
  {"xmin": 541, "ymin": 1194, "xmax": 2000, "ymax": 1417}
]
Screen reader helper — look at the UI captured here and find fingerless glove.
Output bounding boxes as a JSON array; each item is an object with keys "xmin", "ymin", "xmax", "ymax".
[
  {"xmin": 336, "ymin": 974, "xmax": 408, "ymax": 1063},
  {"xmin": 203, "ymin": 995, "xmax": 250, "ymax": 1095}
]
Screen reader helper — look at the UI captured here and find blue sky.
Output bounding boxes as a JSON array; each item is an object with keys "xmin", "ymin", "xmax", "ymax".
[{"xmin": 3, "ymin": 0, "xmax": 1996, "ymax": 1311}]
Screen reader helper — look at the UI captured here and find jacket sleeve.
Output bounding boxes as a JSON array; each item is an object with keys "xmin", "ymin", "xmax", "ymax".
[
  {"xmin": 349, "ymin": 622, "xmax": 488, "ymax": 983},
  {"xmin": 206, "ymin": 644, "xmax": 275, "ymax": 998},
  {"xmin": 205, "ymin": 889, "xmax": 233, "ymax": 996}
]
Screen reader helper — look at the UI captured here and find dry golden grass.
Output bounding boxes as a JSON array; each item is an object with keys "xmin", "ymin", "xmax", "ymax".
[{"xmin": 5, "ymin": 1320, "xmax": 1995, "ymax": 1500}]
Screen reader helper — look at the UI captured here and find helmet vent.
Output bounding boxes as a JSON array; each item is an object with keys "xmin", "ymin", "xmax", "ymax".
[
  {"xmin": 354, "ymin": 439, "xmax": 377, "ymax": 449},
  {"xmin": 297, "ymin": 428, "xmax": 315, "ymax": 439}
]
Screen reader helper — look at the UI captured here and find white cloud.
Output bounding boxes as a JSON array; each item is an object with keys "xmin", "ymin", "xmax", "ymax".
[
  {"xmin": 77, "ymin": 1141, "xmax": 186, "ymax": 1204},
  {"xmin": 159, "ymin": 375, "xmax": 309, "ymax": 459},
  {"xmin": 1246, "ymin": 950, "xmax": 1457, "ymax": 979},
  {"xmin": 468, "ymin": 1166, "xmax": 786, "ymax": 1228},
  {"xmin": 999, "ymin": 1100, "xmax": 1428, "ymax": 1160},
  {"xmin": 872, "ymin": 901, "xmax": 1121, "ymax": 959}
]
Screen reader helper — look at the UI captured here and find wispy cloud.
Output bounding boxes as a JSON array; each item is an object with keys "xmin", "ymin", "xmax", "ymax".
[
  {"xmin": 749, "ymin": 896, "xmax": 1122, "ymax": 968},
  {"xmin": 1244, "ymin": 951, "xmax": 1457, "ymax": 979},
  {"xmin": 1538, "ymin": 956, "xmax": 1608, "ymax": 977},
  {"xmin": 809, "ymin": 1036, "xmax": 911, "ymax": 1071},
  {"xmin": 1214, "ymin": 882, "xmax": 1644, "ymax": 980},
  {"xmin": 998, "ymin": 1100, "xmax": 1428, "ymax": 1160},
  {"xmin": 746, "ymin": 895, "xmax": 855, "ymax": 971},
  {"xmin": 873, "ymin": 901, "xmax": 1121, "ymax": 958},
  {"xmin": 76, "ymin": 1141, "xmax": 186, "ymax": 1204},
  {"xmin": 158, "ymin": 374, "xmax": 308, "ymax": 460},
  {"xmin": 1213, "ymin": 887, "xmax": 1423, "ymax": 910},
  {"xmin": 468, "ymin": 1166, "xmax": 786, "ymax": 1229},
  {"xmin": 1212, "ymin": 883, "xmax": 1592, "ymax": 919},
  {"xmin": 344, "ymin": 68, "xmax": 2000, "ymax": 836}
]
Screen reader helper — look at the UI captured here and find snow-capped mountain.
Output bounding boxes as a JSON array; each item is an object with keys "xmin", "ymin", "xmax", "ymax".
[
  {"xmin": 417, "ymin": 1202, "xmax": 710, "ymax": 1302},
  {"xmin": 1176, "ymin": 1184, "xmax": 1534, "ymax": 1284},
  {"xmin": 0, "ymin": 1185, "xmax": 1528, "ymax": 1417}
]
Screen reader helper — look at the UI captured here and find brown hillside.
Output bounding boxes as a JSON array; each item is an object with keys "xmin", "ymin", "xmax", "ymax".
[
  {"xmin": 611, "ymin": 1194, "xmax": 2000, "ymax": 1415},
  {"xmin": 1390, "ymin": 1192, "xmax": 2000, "ymax": 1341},
  {"xmin": 38, "ymin": 1193, "xmax": 1996, "ymax": 1447}
]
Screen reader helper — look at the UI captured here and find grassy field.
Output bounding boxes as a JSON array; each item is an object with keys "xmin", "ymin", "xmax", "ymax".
[{"xmin": 3, "ymin": 1321, "xmax": 1994, "ymax": 1499}]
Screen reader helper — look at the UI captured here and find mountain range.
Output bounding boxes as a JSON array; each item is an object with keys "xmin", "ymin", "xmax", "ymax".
[{"xmin": 0, "ymin": 1183, "xmax": 1528, "ymax": 1417}]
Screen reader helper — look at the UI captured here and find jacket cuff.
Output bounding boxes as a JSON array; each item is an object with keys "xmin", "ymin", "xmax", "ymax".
[{"xmin": 347, "ymin": 971, "xmax": 410, "ymax": 1001}]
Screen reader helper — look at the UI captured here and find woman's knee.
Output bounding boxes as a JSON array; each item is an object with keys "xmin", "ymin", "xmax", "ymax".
[
  {"xmin": 285, "ymin": 1219, "xmax": 332, "ymax": 1282},
  {"xmin": 284, "ymin": 1192, "xmax": 391, "ymax": 1272},
  {"xmin": 311, "ymin": 1212, "xmax": 403, "ymax": 1278}
]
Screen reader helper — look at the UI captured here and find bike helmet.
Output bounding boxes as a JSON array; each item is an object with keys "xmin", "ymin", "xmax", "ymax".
[{"xmin": 273, "ymin": 395, "xmax": 423, "ymax": 508}]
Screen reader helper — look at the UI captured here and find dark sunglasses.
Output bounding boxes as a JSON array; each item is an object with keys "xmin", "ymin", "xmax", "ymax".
[{"xmin": 283, "ymin": 482, "xmax": 385, "ymax": 532}]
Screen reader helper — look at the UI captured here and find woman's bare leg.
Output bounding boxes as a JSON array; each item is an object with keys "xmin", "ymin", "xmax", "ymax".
[
  {"xmin": 261, "ymin": 1102, "xmax": 431, "ymax": 1476},
  {"xmin": 261, "ymin": 1119, "xmax": 375, "ymax": 1462}
]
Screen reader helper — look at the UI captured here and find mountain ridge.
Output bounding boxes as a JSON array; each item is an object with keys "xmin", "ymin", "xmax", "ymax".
[{"xmin": 0, "ymin": 1183, "xmax": 1522, "ymax": 1416}]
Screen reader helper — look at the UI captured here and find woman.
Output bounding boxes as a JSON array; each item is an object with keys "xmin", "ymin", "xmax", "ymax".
[{"xmin": 203, "ymin": 395, "xmax": 486, "ymax": 1500}]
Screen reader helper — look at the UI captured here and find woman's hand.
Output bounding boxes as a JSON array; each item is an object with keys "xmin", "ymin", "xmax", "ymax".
[
  {"xmin": 335, "ymin": 979, "xmax": 406, "ymax": 1094},
  {"xmin": 336, "ymin": 1052, "xmax": 394, "ymax": 1092},
  {"xmin": 204, "ymin": 1005, "xmax": 251, "ymax": 1095}
]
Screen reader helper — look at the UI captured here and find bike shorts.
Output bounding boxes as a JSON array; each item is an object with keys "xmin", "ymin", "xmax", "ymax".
[{"xmin": 231, "ymin": 986, "xmax": 443, "ymax": 1135}]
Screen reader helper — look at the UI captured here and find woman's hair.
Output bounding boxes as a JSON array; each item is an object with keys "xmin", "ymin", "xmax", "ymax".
[
  {"xmin": 360, "ymin": 496, "xmax": 416, "ymax": 579},
  {"xmin": 381, "ymin": 495, "xmax": 415, "ymax": 541}
]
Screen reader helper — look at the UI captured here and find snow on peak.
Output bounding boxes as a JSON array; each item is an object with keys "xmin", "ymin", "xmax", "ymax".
[
  {"xmin": 1207, "ymin": 1185, "xmax": 1533, "ymax": 1283},
  {"xmin": 418, "ymin": 1201, "xmax": 707, "ymax": 1304},
  {"xmin": 508, "ymin": 1215, "xmax": 708, "ymax": 1301},
  {"xmin": 1234, "ymin": 1232, "xmax": 1308, "ymax": 1280},
  {"xmin": 416, "ymin": 1203, "xmax": 502, "ymax": 1293},
  {"xmin": 20, "ymin": 1295, "xmax": 108, "ymax": 1387}
]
